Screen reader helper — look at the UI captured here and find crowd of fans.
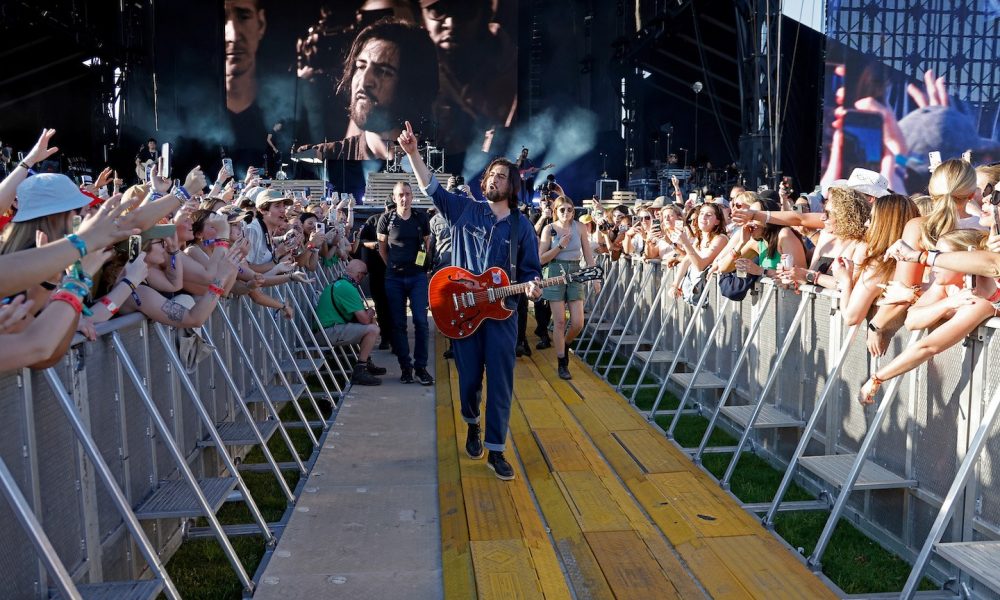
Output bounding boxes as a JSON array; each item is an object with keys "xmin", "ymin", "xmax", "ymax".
[
  {"xmin": 3, "ymin": 123, "xmax": 1000, "ymax": 406},
  {"xmin": 578, "ymin": 157, "xmax": 1000, "ymax": 405}
]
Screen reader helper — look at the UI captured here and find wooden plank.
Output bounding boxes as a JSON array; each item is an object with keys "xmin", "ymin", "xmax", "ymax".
[
  {"xmin": 510, "ymin": 398, "xmax": 618, "ymax": 600},
  {"xmin": 705, "ymin": 535, "xmax": 835, "ymax": 600},
  {"xmin": 674, "ymin": 539, "xmax": 757, "ymax": 600},
  {"xmin": 613, "ymin": 429, "xmax": 688, "ymax": 474},
  {"xmin": 555, "ymin": 471, "xmax": 634, "ymax": 533},
  {"xmin": 585, "ymin": 530, "xmax": 683, "ymax": 600},
  {"xmin": 647, "ymin": 472, "xmax": 756, "ymax": 538},
  {"xmin": 470, "ymin": 539, "xmax": 545, "ymax": 600},
  {"xmin": 436, "ymin": 350, "xmax": 478, "ymax": 600},
  {"xmin": 516, "ymin": 397, "xmax": 568, "ymax": 429},
  {"xmin": 532, "ymin": 429, "xmax": 592, "ymax": 472}
]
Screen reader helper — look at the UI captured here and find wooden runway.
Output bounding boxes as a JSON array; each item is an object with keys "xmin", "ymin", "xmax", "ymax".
[{"xmin": 436, "ymin": 334, "xmax": 837, "ymax": 599}]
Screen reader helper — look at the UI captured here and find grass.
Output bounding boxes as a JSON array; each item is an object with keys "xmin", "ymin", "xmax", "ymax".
[
  {"xmin": 162, "ymin": 399, "xmax": 327, "ymax": 600},
  {"xmin": 581, "ymin": 336, "xmax": 936, "ymax": 594}
]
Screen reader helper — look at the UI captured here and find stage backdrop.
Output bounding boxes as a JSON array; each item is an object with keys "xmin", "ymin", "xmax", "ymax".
[
  {"xmin": 222, "ymin": 0, "xmax": 517, "ymax": 187},
  {"xmin": 819, "ymin": 0, "xmax": 1000, "ymax": 195}
]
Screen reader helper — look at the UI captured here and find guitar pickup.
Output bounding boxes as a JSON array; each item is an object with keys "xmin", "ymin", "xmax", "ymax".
[{"xmin": 451, "ymin": 294, "xmax": 460, "ymax": 311}]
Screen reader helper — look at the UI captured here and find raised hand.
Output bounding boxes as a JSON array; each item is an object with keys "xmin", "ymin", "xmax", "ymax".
[
  {"xmin": 149, "ymin": 164, "xmax": 172, "ymax": 194},
  {"xmin": 0, "ymin": 296, "xmax": 35, "ymax": 334},
  {"xmin": 184, "ymin": 166, "xmax": 207, "ymax": 194},
  {"xmin": 883, "ymin": 239, "xmax": 921, "ymax": 264},
  {"xmin": 94, "ymin": 167, "xmax": 114, "ymax": 190},
  {"xmin": 123, "ymin": 252, "xmax": 150, "ymax": 283},
  {"xmin": 907, "ymin": 69, "xmax": 949, "ymax": 108},
  {"xmin": 397, "ymin": 120, "xmax": 418, "ymax": 155},
  {"xmin": 25, "ymin": 128, "xmax": 59, "ymax": 166},
  {"xmin": 77, "ymin": 193, "xmax": 141, "ymax": 249}
]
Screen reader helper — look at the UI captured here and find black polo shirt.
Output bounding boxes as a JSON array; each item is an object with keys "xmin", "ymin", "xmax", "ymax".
[{"xmin": 377, "ymin": 210, "xmax": 430, "ymax": 275}]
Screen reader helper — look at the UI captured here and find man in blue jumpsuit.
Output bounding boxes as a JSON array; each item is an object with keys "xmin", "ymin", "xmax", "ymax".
[{"xmin": 399, "ymin": 121, "xmax": 542, "ymax": 480}]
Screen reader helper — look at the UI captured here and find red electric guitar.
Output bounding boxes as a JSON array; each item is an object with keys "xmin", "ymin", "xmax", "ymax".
[{"xmin": 429, "ymin": 265, "xmax": 603, "ymax": 339}]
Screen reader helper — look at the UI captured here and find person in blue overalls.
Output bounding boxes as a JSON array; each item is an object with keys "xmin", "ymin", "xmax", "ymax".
[{"xmin": 398, "ymin": 121, "xmax": 542, "ymax": 481}]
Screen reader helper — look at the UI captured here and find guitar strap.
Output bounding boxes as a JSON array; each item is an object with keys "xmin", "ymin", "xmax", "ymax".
[{"xmin": 508, "ymin": 208, "xmax": 519, "ymax": 282}]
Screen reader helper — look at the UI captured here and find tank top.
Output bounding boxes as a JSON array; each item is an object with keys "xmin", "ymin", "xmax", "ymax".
[
  {"xmin": 547, "ymin": 222, "xmax": 583, "ymax": 261},
  {"xmin": 757, "ymin": 239, "xmax": 781, "ymax": 269}
]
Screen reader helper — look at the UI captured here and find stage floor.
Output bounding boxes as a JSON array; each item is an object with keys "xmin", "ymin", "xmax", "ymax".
[{"xmin": 256, "ymin": 327, "xmax": 836, "ymax": 599}]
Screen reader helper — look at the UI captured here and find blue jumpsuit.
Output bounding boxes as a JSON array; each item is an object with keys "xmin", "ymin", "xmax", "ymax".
[{"xmin": 425, "ymin": 177, "xmax": 542, "ymax": 451}]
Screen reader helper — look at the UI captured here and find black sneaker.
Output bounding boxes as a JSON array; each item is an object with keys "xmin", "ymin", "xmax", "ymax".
[
  {"xmin": 400, "ymin": 367, "xmax": 414, "ymax": 384},
  {"xmin": 487, "ymin": 451, "xmax": 515, "ymax": 480},
  {"xmin": 515, "ymin": 341, "xmax": 525, "ymax": 357},
  {"xmin": 415, "ymin": 368, "xmax": 435, "ymax": 386},
  {"xmin": 366, "ymin": 357, "xmax": 387, "ymax": 375},
  {"xmin": 352, "ymin": 364, "xmax": 382, "ymax": 386},
  {"xmin": 465, "ymin": 424, "xmax": 484, "ymax": 459},
  {"xmin": 557, "ymin": 355, "xmax": 572, "ymax": 380},
  {"xmin": 535, "ymin": 337, "xmax": 552, "ymax": 350}
]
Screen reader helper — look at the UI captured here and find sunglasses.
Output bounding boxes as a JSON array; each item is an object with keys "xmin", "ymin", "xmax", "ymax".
[
  {"xmin": 557, "ymin": 207, "xmax": 573, "ymax": 213},
  {"xmin": 640, "ymin": 215, "xmax": 652, "ymax": 220}
]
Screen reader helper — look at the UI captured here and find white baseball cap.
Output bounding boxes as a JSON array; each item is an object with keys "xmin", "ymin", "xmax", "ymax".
[
  {"xmin": 14, "ymin": 173, "xmax": 91, "ymax": 222},
  {"xmin": 845, "ymin": 168, "xmax": 890, "ymax": 198}
]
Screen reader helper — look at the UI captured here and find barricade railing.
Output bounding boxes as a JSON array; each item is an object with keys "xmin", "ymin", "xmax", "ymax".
[
  {"xmin": 0, "ymin": 263, "xmax": 356, "ymax": 597},
  {"xmin": 575, "ymin": 255, "xmax": 1000, "ymax": 596}
]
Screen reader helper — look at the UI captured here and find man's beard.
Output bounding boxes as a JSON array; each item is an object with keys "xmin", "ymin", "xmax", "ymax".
[
  {"xmin": 350, "ymin": 96, "xmax": 395, "ymax": 134},
  {"xmin": 485, "ymin": 188, "xmax": 506, "ymax": 203}
]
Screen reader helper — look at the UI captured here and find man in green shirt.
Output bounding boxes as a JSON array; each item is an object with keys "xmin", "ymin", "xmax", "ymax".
[{"xmin": 316, "ymin": 259, "xmax": 385, "ymax": 386}]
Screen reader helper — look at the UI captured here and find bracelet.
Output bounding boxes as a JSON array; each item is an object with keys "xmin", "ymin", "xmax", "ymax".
[
  {"xmin": 150, "ymin": 191, "xmax": 164, "ymax": 201},
  {"xmin": 213, "ymin": 240, "xmax": 230, "ymax": 248},
  {"xmin": 167, "ymin": 249, "xmax": 180, "ymax": 256},
  {"xmin": 870, "ymin": 374, "xmax": 884, "ymax": 387},
  {"xmin": 18, "ymin": 161, "xmax": 32, "ymax": 171},
  {"xmin": 988, "ymin": 288, "xmax": 1000, "ymax": 304},
  {"xmin": 65, "ymin": 234, "xmax": 88, "ymax": 258},
  {"xmin": 175, "ymin": 186, "xmax": 192, "ymax": 201},
  {"xmin": 917, "ymin": 250, "xmax": 928, "ymax": 264},
  {"xmin": 50, "ymin": 290, "xmax": 83, "ymax": 314},
  {"xmin": 926, "ymin": 250, "xmax": 940, "ymax": 267},
  {"xmin": 764, "ymin": 211, "xmax": 771, "ymax": 225},
  {"xmin": 868, "ymin": 321, "xmax": 881, "ymax": 333},
  {"xmin": 99, "ymin": 297, "xmax": 120, "ymax": 315},
  {"xmin": 207, "ymin": 284, "xmax": 225, "ymax": 297},
  {"xmin": 121, "ymin": 277, "xmax": 142, "ymax": 307}
]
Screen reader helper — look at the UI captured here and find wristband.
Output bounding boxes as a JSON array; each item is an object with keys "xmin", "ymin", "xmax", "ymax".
[
  {"xmin": 917, "ymin": 250, "xmax": 927, "ymax": 264},
  {"xmin": 99, "ymin": 297, "xmax": 120, "ymax": 315},
  {"xmin": 868, "ymin": 321, "xmax": 881, "ymax": 333},
  {"xmin": 66, "ymin": 234, "xmax": 88, "ymax": 258},
  {"xmin": 50, "ymin": 290, "xmax": 83, "ymax": 314},
  {"xmin": 175, "ymin": 186, "xmax": 192, "ymax": 201},
  {"xmin": 926, "ymin": 250, "xmax": 940, "ymax": 267},
  {"xmin": 18, "ymin": 161, "xmax": 33, "ymax": 171},
  {"xmin": 213, "ymin": 240, "xmax": 230, "ymax": 248},
  {"xmin": 207, "ymin": 284, "xmax": 225, "ymax": 297},
  {"xmin": 988, "ymin": 288, "xmax": 1000, "ymax": 304},
  {"xmin": 121, "ymin": 277, "xmax": 142, "ymax": 307},
  {"xmin": 150, "ymin": 191, "xmax": 164, "ymax": 201}
]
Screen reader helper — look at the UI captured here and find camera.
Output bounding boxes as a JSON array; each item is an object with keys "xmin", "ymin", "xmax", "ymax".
[{"xmin": 454, "ymin": 175, "xmax": 464, "ymax": 186}]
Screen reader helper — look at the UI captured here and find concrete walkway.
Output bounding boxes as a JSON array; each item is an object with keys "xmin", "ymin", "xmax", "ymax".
[{"xmin": 255, "ymin": 338, "xmax": 443, "ymax": 600}]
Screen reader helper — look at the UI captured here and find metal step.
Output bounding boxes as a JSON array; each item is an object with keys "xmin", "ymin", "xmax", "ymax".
[
  {"xmin": 52, "ymin": 580, "xmax": 163, "ymax": 600},
  {"xmin": 591, "ymin": 323, "xmax": 623, "ymax": 332},
  {"xmin": 720, "ymin": 404, "xmax": 805, "ymax": 429},
  {"xmin": 935, "ymin": 541, "xmax": 1000, "ymax": 594},
  {"xmin": 635, "ymin": 350, "xmax": 677, "ymax": 364},
  {"xmin": 799, "ymin": 454, "xmax": 917, "ymax": 491},
  {"xmin": 669, "ymin": 371, "xmax": 727, "ymax": 389},
  {"xmin": 135, "ymin": 477, "xmax": 238, "ymax": 520},
  {"xmin": 609, "ymin": 334, "xmax": 649, "ymax": 344},
  {"xmin": 238, "ymin": 461, "xmax": 302, "ymax": 472},
  {"xmin": 187, "ymin": 522, "xmax": 286, "ymax": 539},
  {"xmin": 198, "ymin": 420, "xmax": 280, "ymax": 447},
  {"xmin": 277, "ymin": 357, "xmax": 322, "ymax": 374},
  {"xmin": 245, "ymin": 383, "xmax": 308, "ymax": 405}
]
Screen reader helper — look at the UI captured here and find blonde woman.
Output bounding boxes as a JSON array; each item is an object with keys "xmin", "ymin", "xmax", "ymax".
[
  {"xmin": 860, "ymin": 229, "xmax": 996, "ymax": 404},
  {"xmin": 539, "ymin": 196, "xmax": 600, "ymax": 379}
]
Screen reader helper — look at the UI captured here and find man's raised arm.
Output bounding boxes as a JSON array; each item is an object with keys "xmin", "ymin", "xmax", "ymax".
[{"xmin": 400, "ymin": 121, "xmax": 432, "ymax": 190}]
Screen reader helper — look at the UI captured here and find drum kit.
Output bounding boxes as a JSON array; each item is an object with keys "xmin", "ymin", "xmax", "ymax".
[{"xmin": 385, "ymin": 140, "xmax": 444, "ymax": 174}]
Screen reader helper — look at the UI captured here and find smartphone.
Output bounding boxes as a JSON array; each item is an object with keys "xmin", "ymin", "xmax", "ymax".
[
  {"xmin": 651, "ymin": 218, "xmax": 661, "ymax": 234},
  {"xmin": 315, "ymin": 222, "xmax": 325, "ymax": 235},
  {"xmin": 127, "ymin": 234, "xmax": 142, "ymax": 263},
  {"xmin": 841, "ymin": 110, "xmax": 884, "ymax": 175},
  {"xmin": 72, "ymin": 215, "xmax": 82, "ymax": 233},
  {"xmin": 161, "ymin": 143, "xmax": 171, "ymax": 179},
  {"xmin": 962, "ymin": 150, "xmax": 972, "ymax": 164},
  {"xmin": 145, "ymin": 162, "xmax": 153, "ymax": 182},
  {"xmin": 688, "ymin": 192, "xmax": 698, "ymax": 203},
  {"xmin": 928, "ymin": 151, "xmax": 942, "ymax": 172},
  {"xmin": 222, "ymin": 157, "xmax": 233, "ymax": 176}
]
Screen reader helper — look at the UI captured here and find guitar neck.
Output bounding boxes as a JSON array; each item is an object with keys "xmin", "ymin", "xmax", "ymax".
[{"xmin": 494, "ymin": 274, "xmax": 567, "ymax": 299}]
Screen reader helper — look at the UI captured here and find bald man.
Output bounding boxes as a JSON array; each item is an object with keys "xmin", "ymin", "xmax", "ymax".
[{"xmin": 316, "ymin": 259, "xmax": 386, "ymax": 385}]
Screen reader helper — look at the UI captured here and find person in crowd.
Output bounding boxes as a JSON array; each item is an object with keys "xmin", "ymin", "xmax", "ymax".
[
  {"xmin": 777, "ymin": 186, "xmax": 870, "ymax": 288},
  {"xmin": 378, "ymin": 181, "xmax": 433, "ymax": 385},
  {"xmin": 579, "ymin": 214, "xmax": 601, "ymax": 255},
  {"xmin": 623, "ymin": 206, "xmax": 659, "ymax": 259},
  {"xmin": 401, "ymin": 120, "xmax": 541, "ymax": 481},
  {"xmin": 867, "ymin": 159, "xmax": 980, "ymax": 355},
  {"xmin": 430, "ymin": 182, "xmax": 455, "ymax": 360},
  {"xmin": 538, "ymin": 196, "xmax": 601, "ymax": 379},
  {"xmin": 671, "ymin": 203, "xmax": 729, "ymax": 301},
  {"xmin": 245, "ymin": 190, "xmax": 296, "ymax": 271},
  {"xmin": 523, "ymin": 193, "xmax": 554, "ymax": 352},
  {"xmin": 713, "ymin": 195, "xmax": 807, "ymax": 279},
  {"xmin": 315, "ymin": 259, "xmax": 386, "ymax": 386},
  {"xmin": 310, "ymin": 18, "xmax": 439, "ymax": 161},
  {"xmin": 812, "ymin": 195, "xmax": 919, "ymax": 326},
  {"xmin": 420, "ymin": 0, "xmax": 517, "ymax": 153},
  {"xmin": 860, "ymin": 229, "xmax": 997, "ymax": 405},
  {"xmin": 358, "ymin": 197, "xmax": 395, "ymax": 350}
]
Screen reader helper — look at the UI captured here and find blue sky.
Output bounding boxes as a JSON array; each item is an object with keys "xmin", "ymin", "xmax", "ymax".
[{"xmin": 782, "ymin": 0, "xmax": 825, "ymax": 32}]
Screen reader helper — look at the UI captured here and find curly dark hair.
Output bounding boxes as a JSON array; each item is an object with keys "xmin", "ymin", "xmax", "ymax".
[
  {"xmin": 479, "ymin": 158, "xmax": 519, "ymax": 209},
  {"xmin": 336, "ymin": 18, "xmax": 440, "ymax": 124}
]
